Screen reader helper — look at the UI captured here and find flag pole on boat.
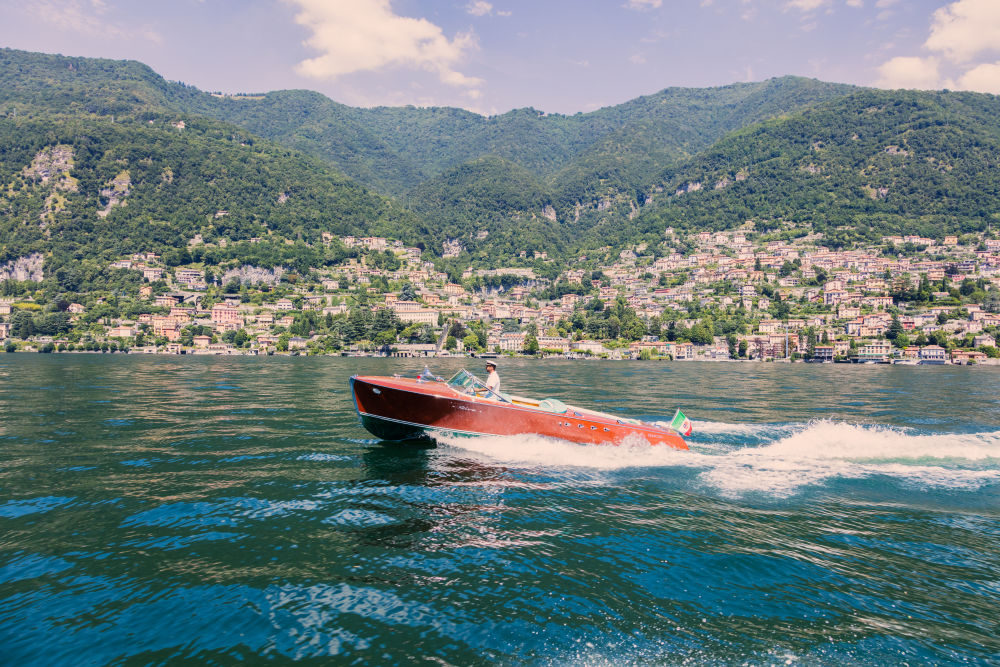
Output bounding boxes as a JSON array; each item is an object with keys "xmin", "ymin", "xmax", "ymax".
[{"xmin": 669, "ymin": 409, "xmax": 693, "ymax": 436}]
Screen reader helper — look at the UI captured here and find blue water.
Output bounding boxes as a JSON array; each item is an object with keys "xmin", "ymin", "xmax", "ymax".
[{"xmin": 0, "ymin": 356, "xmax": 998, "ymax": 664}]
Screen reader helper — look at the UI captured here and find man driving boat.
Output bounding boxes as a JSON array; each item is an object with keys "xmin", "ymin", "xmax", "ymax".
[{"xmin": 485, "ymin": 361, "xmax": 500, "ymax": 396}]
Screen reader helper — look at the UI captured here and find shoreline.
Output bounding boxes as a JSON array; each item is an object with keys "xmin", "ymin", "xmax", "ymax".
[{"xmin": 3, "ymin": 348, "xmax": 997, "ymax": 366}]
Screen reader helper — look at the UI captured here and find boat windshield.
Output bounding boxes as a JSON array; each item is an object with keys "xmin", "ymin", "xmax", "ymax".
[
  {"xmin": 446, "ymin": 369, "xmax": 485, "ymax": 394},
  {"xmin": 418, "ymin": 366, "xmax": 444, "ymax": 382}
]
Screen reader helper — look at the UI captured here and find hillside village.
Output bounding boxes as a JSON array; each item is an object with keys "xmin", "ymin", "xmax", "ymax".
[{"xmin": 3, "ymin": 225, "xmax": 1000, "ymax": 365}]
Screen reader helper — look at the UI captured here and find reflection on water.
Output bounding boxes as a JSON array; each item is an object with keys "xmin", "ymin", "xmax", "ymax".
[{"xmin": 0, "ymin": 356, "xmax": 998, "ymax": 664}]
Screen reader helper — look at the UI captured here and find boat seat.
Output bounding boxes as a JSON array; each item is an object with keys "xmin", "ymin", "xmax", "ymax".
[{"xmin": 537, "ymin": 398, "xmax": 568, "ymax": 414}]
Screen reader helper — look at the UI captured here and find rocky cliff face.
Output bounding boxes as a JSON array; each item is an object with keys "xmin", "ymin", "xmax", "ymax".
[
  {"xmin": 15, "ymin": 145, "xmax": 79, "ymax": 230},
  {"xmin": 0, "ymin": 253, "xmax": 44, "ymax": 282},
  {"xmin": 97, "ymin": 170, "xmax": 132, "ymax": 218},
  {"xmin": 22, "ymin": 145, "xmax": 76, "ymax": 187}
]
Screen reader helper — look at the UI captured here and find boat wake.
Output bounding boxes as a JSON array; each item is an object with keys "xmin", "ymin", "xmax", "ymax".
[{"xmin": 433, "ymin": 419, "xmax": 1000, "ymax": 498}]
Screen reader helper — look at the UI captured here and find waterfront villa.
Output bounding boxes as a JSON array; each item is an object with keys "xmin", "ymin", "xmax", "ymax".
[{"xmin": 919, "ymin": 345, "xmax": 947, "ymax": 364}]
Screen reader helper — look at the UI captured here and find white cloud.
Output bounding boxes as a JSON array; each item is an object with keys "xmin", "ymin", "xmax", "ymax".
[
  {"xmin": 27, "ymin": 0, "xmax": 160, "ymax": 41},
  {"xmin": 874, "ymin": 0, "xmax": 1000, "ymax": 95},
  {"xmin": 285, "ymin": 0, "xmax": 483, "ymax": 91},
  {"xmin": 957, "ymin": 61, "xmax": 1000, "ymax": 95},
  {"xmin": 465, "ymin": 2, "xmax": 510, "ymax": 17},
  {"xmin": 876, "ymin": 56, "xmax": 941, "ymax": 89},
  {"xmin": 625, "ymin": 0, "xmax": 662, "ymax": 10},
  {"xmin": 924, "ymin": 0, "xmax": 1000, "ymax": 63},
  {"xmin": 465, "ymin": 1, "xmax": 493, "ymax": 16},
  {"xmin": 29, "ymin": 0, "xmax": 107, "ymax": 33},
  {"xmin": 786, "ymin": 0, "xmax": 830, "ymax": 11},
  {"xmin": 629, "ymin": 53, "xmax": 647, "ymax": 64},
  {"xmin": 786, "ymin": 0, "xmax": 863, "ymax": 13}
]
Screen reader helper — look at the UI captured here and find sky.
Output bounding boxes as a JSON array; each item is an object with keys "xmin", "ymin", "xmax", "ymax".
[{"xmin": 1, "ymin": 0, "xmax": 998, "ymax": 115}]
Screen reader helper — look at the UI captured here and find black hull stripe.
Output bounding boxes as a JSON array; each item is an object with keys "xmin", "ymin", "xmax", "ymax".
[{"xmin": 359, "ymin": 411, "xmax": 493, "ymax": 438}]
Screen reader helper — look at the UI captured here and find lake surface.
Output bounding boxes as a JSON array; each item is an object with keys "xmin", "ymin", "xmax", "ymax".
[{"xmin": 1, "ymin": 355, "xmax": 998, "ymax": 665}]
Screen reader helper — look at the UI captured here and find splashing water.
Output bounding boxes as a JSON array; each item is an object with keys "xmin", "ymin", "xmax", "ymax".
[{"xmin": 435, "ymin": 419, "xmax": 1000, "ymax": 498}]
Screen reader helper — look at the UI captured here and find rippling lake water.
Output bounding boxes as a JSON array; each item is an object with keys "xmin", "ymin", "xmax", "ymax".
[{"xmin": 1, "ymin": 355, "xmax": 998, "ymax": 665}]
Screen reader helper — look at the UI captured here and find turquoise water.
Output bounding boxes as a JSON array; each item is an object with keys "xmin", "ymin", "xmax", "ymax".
[{"xmin": 1, "ymin": 356, "xmax": 998, "ymax": 665}]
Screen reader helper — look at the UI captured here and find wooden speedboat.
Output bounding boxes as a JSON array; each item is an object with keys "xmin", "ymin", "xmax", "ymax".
[{"xmin": 350, "ymin": 368, "xmax": 689, "ymax": 450}]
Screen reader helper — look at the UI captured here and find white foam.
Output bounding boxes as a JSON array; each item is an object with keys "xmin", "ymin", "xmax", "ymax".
[
  {"xmin": 762, "ymin": 420, "xmax": 1000, "ymax": 462},
  {"xmin": 433, "ymin": 432, "xmax": 692, "ymax": 470},
  {"xmin": 696, "ymin": 420, "xmax": 1000, "ymax": 497},
  {"xmin": 434, "ymin": 420, "xmax": 1000, "ymax": 498}
]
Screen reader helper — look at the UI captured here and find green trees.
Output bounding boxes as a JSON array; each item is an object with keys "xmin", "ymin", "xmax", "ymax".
[
  {"xmin": 929, "ymin": 330, "xmax": 951, "ymax": 349},
  {"xmin": 5, "ymin": 308, "xmax": 70, "ymax": 339},
  {"xmin": 562, "ymin": 297, "xmax": 648, "ymax": 342},
  {"xmin": 524, "ymin": 333, "xmax": 539, "ymax": 355},
  {"xmin": 289, "ymin": 312, "xmax": 317, "ymax": 337},
  {"xmin": 688, "ymin": 322, "xmax": 714, "ymax": 345},
  {"xmin": 10, "ymin": 311, "xmax": 35, "ymax": 339},
  {"xmin": 222, "ymin": 329, "xmax": 249, "ymax": 347},
  {"xmin": 399, "ymin": 282, "xmax": 417, "ymax": 301},
  {"xmin": 985, "ymin": 289, "xmax": 1000, "ymax": 313},
  {"xmin": 338, "ymin": 306, "xmax": 403, "ymax": 346},
  {"xmin": 462, "ymin": 333, "xmax": 480, "ymax": 352},
  {"xmin": 344, "ymin": 308, "xmax": 374, "ymax": 343},
  {"xmin": 887, "ymin": 316, "xmax": 903, "ymax": 341}
]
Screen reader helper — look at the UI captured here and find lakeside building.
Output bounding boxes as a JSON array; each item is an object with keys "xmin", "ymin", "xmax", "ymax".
[
  {"xmin": 5, "ymin": 228, "xmax": 1000, "ymax": 363},
  {"xmin": 393, "ymin": 301, "xmax": 438, "ymax": 325},
  {"xmin": 919, "ymin": 346, "xmax": 948, "ymax": 364}
]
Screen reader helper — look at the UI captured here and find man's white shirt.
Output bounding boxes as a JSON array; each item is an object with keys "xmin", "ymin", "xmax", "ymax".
[{"xmin": 485, "ymin": 371, "xmax": 500, "ymax": 393}]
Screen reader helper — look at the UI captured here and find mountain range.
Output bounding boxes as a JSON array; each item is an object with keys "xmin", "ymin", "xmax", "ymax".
[{"xmin": 2, "ymin": 47, "xmax": 999, "ymax": 278}]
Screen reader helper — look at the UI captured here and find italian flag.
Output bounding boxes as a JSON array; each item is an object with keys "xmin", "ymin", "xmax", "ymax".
[{"xmin": 670, "ymin": 409, "xmax": 693, "ymax": 436}]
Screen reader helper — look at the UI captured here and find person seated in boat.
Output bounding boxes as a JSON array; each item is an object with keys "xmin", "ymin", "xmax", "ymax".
[
  {"xmin": 480, "ymin": 361, "xmax": 508, "ymax": 400},
  {"xmin": 485, "ymin": 361, "xmax": 500, "ymax": 394}
]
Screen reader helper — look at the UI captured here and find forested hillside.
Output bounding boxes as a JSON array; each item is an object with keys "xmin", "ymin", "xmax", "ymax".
[
  {"xmin": 614, "ymin": 89, "xmax": 1000, "ymax": 250},
  {"xmin": 404, "ymin": 156, "xmax": 561, "ymax": 261},
  {"xmin": 0, "ymin": 113, "xmax": 419, "ymax": 279},
  {"xmin": 0, "ymin": 49, "xmax": 855, "ymax": 197},
  {"xmin": 3, "ymin": 47, "xmax": 1000, "ymax": 270}
]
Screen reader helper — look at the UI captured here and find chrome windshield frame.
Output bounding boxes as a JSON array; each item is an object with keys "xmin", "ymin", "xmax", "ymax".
[
  {"xmin": 446, "ymin": 368, "xmax": 484, "ymax": 393},
  {"xmin": 446, "ymin": 368, "xmax": 507, "ymax": 402}
]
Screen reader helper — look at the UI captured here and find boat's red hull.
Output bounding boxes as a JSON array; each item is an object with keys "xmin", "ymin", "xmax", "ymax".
[{"xmin": 350, "ymin": 375, "xmax": 688, "ymax": 450}]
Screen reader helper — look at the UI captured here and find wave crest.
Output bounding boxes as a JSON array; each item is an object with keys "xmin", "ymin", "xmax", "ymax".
[{"xmin": 434, "ymin": 420, "xmax": 1000, "ymax": 498}]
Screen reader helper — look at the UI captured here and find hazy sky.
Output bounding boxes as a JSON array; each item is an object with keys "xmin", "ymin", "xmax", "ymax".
[{"xmin": 1, "ymin": 0, "xmax": 998, "ymax": 115}]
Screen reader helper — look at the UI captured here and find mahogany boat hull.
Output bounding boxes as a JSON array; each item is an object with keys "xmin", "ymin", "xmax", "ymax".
[{"xmin": 350, "ymin": 375, "xmax": 688, "ymax": 450}]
